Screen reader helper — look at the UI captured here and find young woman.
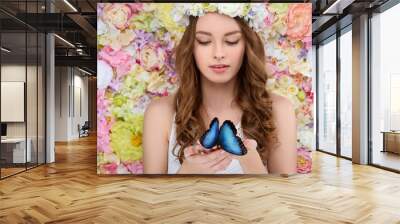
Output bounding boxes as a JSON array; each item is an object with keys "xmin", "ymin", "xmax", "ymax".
[{"xmin": 143, "ymin": 11, "xmax": 297, "ymax": 174}]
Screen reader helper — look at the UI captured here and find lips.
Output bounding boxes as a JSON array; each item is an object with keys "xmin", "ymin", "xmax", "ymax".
[{"xmin": 209, "ymin": 64, "xmax": 229, "ymax": 74}]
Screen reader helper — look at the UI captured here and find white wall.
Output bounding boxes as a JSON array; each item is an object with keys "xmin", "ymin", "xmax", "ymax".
[
  {"xmin": 1, "ymin": 64, "xmax": 46, "ymax": 164},
  {"xmin": 1, "ymin": 65, "xmax": 39, "ymax": 138},
  {"xmin": 54, "ymin": 67, "xmax": 89, "ymax": 141}
]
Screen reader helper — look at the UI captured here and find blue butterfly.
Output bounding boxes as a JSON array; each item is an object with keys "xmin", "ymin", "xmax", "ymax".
[{"xmin": 200, "ymin": 117, "xmax": 247, "ymax": 156}]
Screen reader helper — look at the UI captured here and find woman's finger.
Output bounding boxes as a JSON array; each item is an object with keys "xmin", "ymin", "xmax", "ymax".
[
  {"xmin": 204, "ymin": 150, "xmax": 230, "ymax": 166},
  {"xmin": 210, "ymin": 155, "xmax": 233, "ymax": 172},
  {"xmin": 183, "ymin": 145, "xmax": 198, "ymax": 158},
  {"xmin": 190, "ymin": 149, "xmax": 224, "ymax": 164}
]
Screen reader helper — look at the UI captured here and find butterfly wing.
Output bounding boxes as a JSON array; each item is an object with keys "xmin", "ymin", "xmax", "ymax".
[
  {"xmin": 218, "ymin": 120, "xmax": 247, "ymax": 156},
  {"xmin": 200, "ymin": 117, "xmax": 219, "ymax": 149}
]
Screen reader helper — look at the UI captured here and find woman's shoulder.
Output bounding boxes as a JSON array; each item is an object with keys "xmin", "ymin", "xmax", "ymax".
[
  {"xmin": 269, "ymin": 92, "xmax": 294, "ymax": 112},
  {"xmin": 269, "ymin": 93, "xmax": 296, "ymax": 124},
  {"xmin": 145, "ymin": 93, "xmax": 175, "ymax": 115},
  {"xmin": 145, "ymin": 93, "xmax": 176, "ymax": 123},
  {"xmin": 144, "ymin": 93, "xmax": 176, "ymax": 135}
]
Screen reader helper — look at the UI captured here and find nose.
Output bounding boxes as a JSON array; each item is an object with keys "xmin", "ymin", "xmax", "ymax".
[{"xmin": 213, "ymin": 42, "xmax": 225, "ymax": 61}]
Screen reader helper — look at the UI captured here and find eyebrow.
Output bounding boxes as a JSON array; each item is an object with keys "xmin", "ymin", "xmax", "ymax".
[{"xmin": 195, "ymin": 30, "xmax": 242, "ymax": 36}]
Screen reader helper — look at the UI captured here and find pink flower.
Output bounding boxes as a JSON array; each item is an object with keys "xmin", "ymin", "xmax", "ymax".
[
  {"xmin": 125, "ymin": 161, "xmax": 143, "ymax": 174},
  {"xmin": 97, "ymin": 116, "xmax": 113, "ymax": 154},
  {"xmin": 102, "ymin": 163, "xmax": 118, "ymax": 174},
  {"xmin": 97, "ymin": 89, "xmax": 109, "ymax": 116},
  {"xmin": 102, "ymin": 3, "xmax": 142, "ymax": 30},
  {"xmin": 99, "ymin": 46, "xmax": 132, "ymax": 77},
  {"xmin": 286, "ymin": 4, "xmax": 312, "ymax": 41},
  {"xmin": 137, "ymin": 43, "xmax": 166, "ymax": 72},
  {"xmin": 264, "ymin": 8, "xmax": 275, "ymax": 27},
  {"xmin": 292, "ymin": 72, "xmax": 304, "ymax": 85},
  {"xmin": 97, "ymin": 90, "xmax": 113, "ymax": 154},
  {"xmin": 300, "ymin": 104, "xmax": 312, "ymax": 117},
  {"xmin": 127, "ymin": 3, "xmax": 143, "ymax": 13},
  {"xmin": 297, "ymin": 147, "xmax": 312, "ymax": 173},
  {"xmin": 265, "ymin": 62, "xmax": 278, "ymax": 77},
  {"xmin": 306, "ymin": 91, "xmax": 314, "ymax": 104},
  {"xmin": 303, "ymin": 36, "xmax": 312, "ymax": 50},
  {"xmin": 302, "ymin": 77, "xmax": 312, "ymax": 92}
]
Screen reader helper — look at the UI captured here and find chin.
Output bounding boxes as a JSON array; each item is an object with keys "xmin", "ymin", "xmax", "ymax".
[{"xmin": 203, "ymin": 73, "xmax": 236, "ymax": 84}]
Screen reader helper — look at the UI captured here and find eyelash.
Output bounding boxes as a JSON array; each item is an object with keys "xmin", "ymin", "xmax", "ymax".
[{"xmin": 197, "ymin": 40, "xmax": 239, "ymax": 46}]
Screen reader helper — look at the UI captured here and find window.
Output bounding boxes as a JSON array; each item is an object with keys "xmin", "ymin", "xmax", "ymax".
[
  {"xmin": 318, "ymin": 36, "xmax": 337, "ymax": 154},
  {"xmin": 340, "ymin": 28, "xmax": 352, "ymax": 158},
  {"xmin": 371, "ymin": 2, "xmax": 400, "ymax": 171}
]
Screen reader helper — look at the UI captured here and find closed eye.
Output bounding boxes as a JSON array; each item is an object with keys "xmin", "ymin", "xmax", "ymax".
[
  {"xmin": 196, "ymin": 40, "xmax": 240, "ymax": 46},
  {"xmin": 196, "ymin": 40, "xmax": 211, "ymax": 45},
  {"xmin": 226, "ymin": 40, "xmax": 239, "ymax": 45}
]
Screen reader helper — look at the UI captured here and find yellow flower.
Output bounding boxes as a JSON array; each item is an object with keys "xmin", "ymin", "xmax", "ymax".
[
  {"xmin": 98, "ymin": 29, "xmax": 135, "ymax": 50},
  {"xmin": 202, "ymin": 3, "xmax": 217, "ymax": 12},
  {"xmin": 155, "ymin": 4, "xmax": 184, "ymax": 32},
  {"xmin": 287, "ymin": 84, "xmax": 299, "ymax": 96},
  {"xmin": 131, "ymin": 134, "xmax": 142, "ymax": 147},
  {"xmin": 147, "ymin": 73, "xmax": 165, "ymax": 93}
]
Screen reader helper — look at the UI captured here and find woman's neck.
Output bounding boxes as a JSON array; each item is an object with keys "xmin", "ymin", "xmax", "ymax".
[{"xmin": 200, "ymin": 76, "xmax": 241, "ymax": 123}]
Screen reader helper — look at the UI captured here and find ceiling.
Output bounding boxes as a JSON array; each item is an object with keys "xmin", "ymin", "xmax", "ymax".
[
  {"xmin": 312, "ymin": 0, "xmax": 392, "ymax": 44},
  {"xmin": 0, "ymin": 0, "xmax": 98, "ymax": 73},
  {"xmin": 1, "ymin": 0, "xmax": 398, "ymax": 74}
]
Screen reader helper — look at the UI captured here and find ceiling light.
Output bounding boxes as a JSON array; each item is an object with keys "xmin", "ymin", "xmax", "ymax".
[
  {"xmin": 63, "ymin": 0, "xmax": 78, "ymax": 12},
  {"xmin": 54, "ymin": 34, "xmax": 75, "ymax": 48},
  {"xmin": 1, "ymin": 47, "xmax": 11, "ymax": 53},
  {"xmin": 78, "ymin": 67, "xmax": 92, "ymax": 76},
  {"xmin": 322, "ymin": 0, "xmax": 355, "ymax": 15}
]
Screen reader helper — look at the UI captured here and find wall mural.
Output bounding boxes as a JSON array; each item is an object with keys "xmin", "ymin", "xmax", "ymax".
[{"xmin": 97, "ymin": 3, "xmax": 313, "ymax": 174}]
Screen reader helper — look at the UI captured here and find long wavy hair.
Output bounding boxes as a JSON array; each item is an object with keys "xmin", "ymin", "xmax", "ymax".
[{"xmin": 173, "ymin": 16, "xmax": 277, "ymax": 166}]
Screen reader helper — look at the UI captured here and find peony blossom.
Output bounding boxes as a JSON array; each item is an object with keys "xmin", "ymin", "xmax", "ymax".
[
  {"xmin": 102, "ymin": 3, "xmax": 142, "ymax": 30},
  {"xmin": 98, "ymin": 46, "xmax": 132, "ymax": 77},
  {"xmin": 125, "ymin": 161, "xmax": 144, "ymax": 174},
  {"xmin": 297, "ymin": 147, "xmax": 312, "ymax": 173},
  {"xmin": 101, "ymin": 163, "xmax": 118, "ymax": 174},
  {"xmin": 286, "ymin": 4, "xmax": 312, "ymax": 41},
  {"xmin": 137, "ymin": 43, "xmax": 166, "ymax": 72}
]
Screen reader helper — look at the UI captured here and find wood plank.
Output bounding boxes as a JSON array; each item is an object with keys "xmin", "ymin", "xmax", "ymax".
[{"xmin": 0, "ymin": 135, "xmax": 399, "ymax": 223}]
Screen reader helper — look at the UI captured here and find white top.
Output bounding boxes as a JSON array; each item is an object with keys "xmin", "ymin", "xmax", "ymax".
[{"xmin": 167, "ymin": 115, "xmax": 244, "ymax": 174}]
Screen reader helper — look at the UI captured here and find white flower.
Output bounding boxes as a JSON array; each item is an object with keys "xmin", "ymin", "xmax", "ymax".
[
  {"xmin": 117, "ymin": 164, "xmax": 130, "ymax": 174},
  {"xmin": 170, "ymin": 3, "xmax": 270, "ymax": 34},
  {"xmin": 298, "ymin": 128, "xmax": 314, "ymax": 149},
  {"xmin": 171, "ymin": 4, "xmax": 189, "ymax": 26},
  {"xmin": 245, "ymin": 4, "xmax": 269, "ymax": 31},
  {"xmin": 188, "ymin": 3, "xmax": 205, "ymax": 17},
  {"xmin": 150, "ymin": 19, "xmax": 161, "ymax": 32},
  {"xmin": 136, "ymin": 71, "xmax": 150, "ymax": 82},
  {"xmin": 97, "ymin": 19, "xmax": 108, "ymax": 35},
  {"xmin": 214, "ymin": 3, "xmax": 245, "ymax": 18},
  {"xmin": 98, "ymin": 60, "xmax": 113, "ymax": 90}
]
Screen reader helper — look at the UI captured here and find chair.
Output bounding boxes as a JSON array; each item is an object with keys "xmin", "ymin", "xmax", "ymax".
[{"xmin": 78, "ymin": 121, "xmax": 90, "ymax": 138}]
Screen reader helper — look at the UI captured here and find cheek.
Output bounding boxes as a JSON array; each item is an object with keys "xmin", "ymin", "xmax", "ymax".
[
  {"xmin": 193, "ymin": 45, "xmax": 208, "ymax": 68},
  {"xmin": 230, "ymin": 45, "xmax": 245, "ymax": 66}
]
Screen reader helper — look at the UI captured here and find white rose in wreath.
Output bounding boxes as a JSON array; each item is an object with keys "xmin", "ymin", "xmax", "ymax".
[{"xmin": 214, "ymin": 3, "xmax": 245, "ymax": 18}]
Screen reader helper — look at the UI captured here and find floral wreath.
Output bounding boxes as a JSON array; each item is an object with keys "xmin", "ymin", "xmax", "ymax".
[{"xmin": 171, "ymin": 3, "xmax": 271, "ymax": 32}]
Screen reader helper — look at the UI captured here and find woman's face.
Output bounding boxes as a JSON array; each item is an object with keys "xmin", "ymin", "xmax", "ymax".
[{"xmin": 193, "ymin": 13, "xmax": 245, "ymax": 84}]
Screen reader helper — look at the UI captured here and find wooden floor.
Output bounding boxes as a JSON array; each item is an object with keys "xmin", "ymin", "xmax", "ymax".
[
  {"xmin": 1, "ymin": 135, "xmax": 400, "ymax": 223},
  {"xmin": 373, "ymin": 150, "xmax": 400, "ymax": 171}
]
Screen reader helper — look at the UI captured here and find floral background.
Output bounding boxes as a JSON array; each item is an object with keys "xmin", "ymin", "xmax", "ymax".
[{"xmin": 97, "ymin": 3, "xmax": 313, "ymax": 174}]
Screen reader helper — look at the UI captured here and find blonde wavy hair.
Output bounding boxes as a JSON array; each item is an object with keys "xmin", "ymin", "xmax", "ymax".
[{"xmin": 173, "ymin": 16, "xmax": 277, "ymax": 165}]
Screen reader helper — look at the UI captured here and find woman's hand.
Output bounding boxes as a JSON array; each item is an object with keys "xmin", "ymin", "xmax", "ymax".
[
  {"xmin": 177, "ymin": 144, "xmax": 233, "ymax": 174},
  {"xmin": 233, "ymin": 139, "xmax": 268, "ymax": 174}
]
